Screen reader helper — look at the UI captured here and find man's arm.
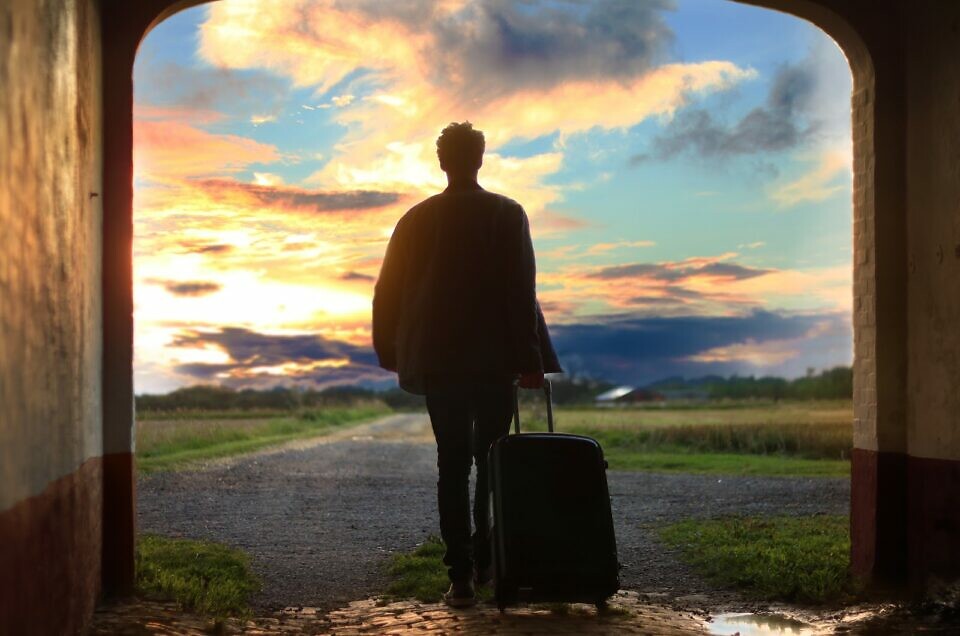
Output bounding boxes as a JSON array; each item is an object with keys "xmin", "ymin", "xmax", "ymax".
[
  {"xmin": 372, "ymin": 220, "xmax": 405, "ymax": 372},
  {"xmin": 505, "ymin": 205, "xmax": 543, "ymax": 384}
]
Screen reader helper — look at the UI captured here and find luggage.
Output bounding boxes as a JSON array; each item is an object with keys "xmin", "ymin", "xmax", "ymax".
[{"xmin": 487, "ymin": 378, "xmax": 620, "ymax": 610}]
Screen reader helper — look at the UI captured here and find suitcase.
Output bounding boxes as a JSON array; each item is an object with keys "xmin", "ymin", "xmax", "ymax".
[{"xmin": 487, "ymin": 378, "xmax": 619, "ymax": 610}]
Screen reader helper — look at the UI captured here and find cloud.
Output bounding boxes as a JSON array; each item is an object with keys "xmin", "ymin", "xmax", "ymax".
[
  {"xmin": 339, "ymin": 271, "xmax": 375, "ymax": 282},
  {"xmin": 587, "ymin": 240, "xmax": 656, "ymax": 255},
  {"xmin": 133, "ymin": 103, "xmax": 226, "ymax": 124},
  {"xmin": 194, "ymin": 178, "xmax": 400, "ymax": 214},
  {"xmin": 425, "ymin": 0, "xmax": 676, "ymax": 100},
  {"xmin": 198, "ymin": 0, "xmax": 754, "ymax": 219},
  {"xmin": 175, "ymin": 241, "xmax": 235, "ymax": 255},
  {"xmin": 250, "ymin": 114, "xmax": 277, "ymax": 125},
  {"xmin": 538, "ymin": 254, "xmax": 850, "ymax": 321},
  {"xmin": 549, "ymin": 310, "xmax": 852, "ymax": 384},
  {"xmin": 168, "ymin": 327, "xmax": 390, "ymax": 388},
  {"xmin": 134, "ymin": 120, "xmax": 280, "ymax": 180},
  {"xmin": 769, "ymin": 146, "xmax": 851, "ymax": 206},
  {"xmin": 134, "ymin": 60, "xmax": 288, "ymax": 115},
  {"xmin": 587, "ymin": 259, "xmax": 772, "ymax": 282},
  {"xmin": 634, "ymin": 59, "xmax": 817, "ymax": 163},
  {"xmin": 686, "ymin": 319, "xmax": 836, "ymax": 366},
  {"xmin": 154, "ymin": 280, "xmax": 223, "ymax": 297}
]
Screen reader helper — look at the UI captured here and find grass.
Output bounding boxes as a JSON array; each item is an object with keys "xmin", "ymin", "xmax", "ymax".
[
  {"xmin": 605, "ymin": 448, "xmax": 849, "ymax": 477},
  {"xmin": 136, "ymin": 405, "xmax": 388, "ymax": 472},
  {"xmin": 518, "ymin": 400, "xmax": 852, "ymax": 477},
  {"xmin": 659, "ymin": 515, "xmax": 856, "ymax": 604},
  {"xmin": 383, "ymin": 538, "xmax": 510, "ymax": 606},
  {"xmin": 385, "ymin": 536, "xmax": 452, "ymax": 603},
  {"xmin": 136, "ymin": 534, "xmax": 260, "ymax": 618}
]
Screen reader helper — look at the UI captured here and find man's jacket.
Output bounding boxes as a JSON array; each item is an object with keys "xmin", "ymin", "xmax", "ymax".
[{"xmin": 372, "ymin": 184, "xmax": 562, "ymax": 394}]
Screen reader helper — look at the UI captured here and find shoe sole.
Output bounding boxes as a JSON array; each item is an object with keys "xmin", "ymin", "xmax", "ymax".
[{"xmin": 444, "ymin": 596, "xmax": 477, "ymax": 608}]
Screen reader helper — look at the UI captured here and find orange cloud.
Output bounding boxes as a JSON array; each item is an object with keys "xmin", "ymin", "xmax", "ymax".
[
  {"xmin": 537, "ymin": 254, "xmax": 850, "ymax": 322},
  {"xmin": 134, "ymin": 120, "xmax": 280, "ymax": 181},
  {"xmin": 687, "ymin": 320, "xmax": 838, "ymax": 366},
  {"xmin": 197, "ymin": 1, "xmax": 756, "ymax": 223}
]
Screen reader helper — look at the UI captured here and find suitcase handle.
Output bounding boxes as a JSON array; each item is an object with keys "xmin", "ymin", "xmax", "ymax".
[{"xmin": 512, "ymin": 377, "xmax": 554, "ymax": 434}]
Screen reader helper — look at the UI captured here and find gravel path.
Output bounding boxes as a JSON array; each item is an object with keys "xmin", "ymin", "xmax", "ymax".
[{"xmin": 138, "ymin": 413, "xmax": 850, "ymax": 612}]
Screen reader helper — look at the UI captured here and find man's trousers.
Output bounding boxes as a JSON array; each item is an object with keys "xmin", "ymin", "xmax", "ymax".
[{"xmin": 425, "ymin": 377, "xmax": 514, "ymax": 583}]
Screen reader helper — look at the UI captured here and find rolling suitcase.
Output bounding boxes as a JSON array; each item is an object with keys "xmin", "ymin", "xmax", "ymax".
[{"xmin": 487, "ymin": 378, "xmax": 619, "ymax": 610}]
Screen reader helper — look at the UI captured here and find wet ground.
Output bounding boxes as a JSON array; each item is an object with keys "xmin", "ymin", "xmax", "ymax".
[
  {"xmin": 138, "ymin": 413, "xmax": 849, "ymax": 612},
  {"xmin": 91, "ymin": 594, "xmax": 960, "ymax": 635}
]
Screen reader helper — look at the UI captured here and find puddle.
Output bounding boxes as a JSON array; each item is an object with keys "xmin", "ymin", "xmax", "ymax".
[{"xmin": 708, "ymin": 613, "xmax": 815, "ymax": 635}]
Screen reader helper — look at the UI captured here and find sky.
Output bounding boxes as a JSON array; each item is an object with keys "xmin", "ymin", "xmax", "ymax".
[{"xmin": 133, "ymin": 0, "xmax": 854, "ymax": 394}]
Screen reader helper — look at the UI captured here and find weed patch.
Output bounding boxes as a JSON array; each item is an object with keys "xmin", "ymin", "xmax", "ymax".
[
  {"xmin": 385, "ymin": 537, "xmax": 450, "ymax": 603},
  {"xmin": 136, "ymin": 534, "xmax": 260, "ymax": 618},
  {"xmin": 659, "ymin": 515, "xmax": 856, "ymax": 603},
  {"xmin": 385, "ymin": 537, "xmax": 493, "ymax": 603}
]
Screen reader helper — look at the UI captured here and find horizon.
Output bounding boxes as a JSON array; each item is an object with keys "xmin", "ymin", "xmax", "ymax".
[{"xmin": 133, "ymin": 0, "xmax": 854, "ymax": 394}]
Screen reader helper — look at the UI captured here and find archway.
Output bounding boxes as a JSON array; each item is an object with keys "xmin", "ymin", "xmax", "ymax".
[{"xmin": 100, "ymin": 0, "xmax": 896, "ymax": 599}]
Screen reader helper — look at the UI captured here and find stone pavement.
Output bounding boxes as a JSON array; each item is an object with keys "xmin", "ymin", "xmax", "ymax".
[{"xmin": 91, "ymin": 591, "xmax": 709, "ymax": 635}]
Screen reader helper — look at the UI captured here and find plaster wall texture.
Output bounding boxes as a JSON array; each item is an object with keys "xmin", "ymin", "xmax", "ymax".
[
  {"xmin": 906, "ymin": 1, "xmax": 960, "ymax": 462},
  {"xmin": 0, "ymin": 0, "xmax": 103, "ymax": 512}
]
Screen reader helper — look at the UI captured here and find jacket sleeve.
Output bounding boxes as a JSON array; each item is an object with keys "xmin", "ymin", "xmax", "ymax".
[
  {"xmin": 372, "ymin": 219, "xmax": 405, "ymax": 372},
  {"xmin": 505, "ymin": 206, "xmax": 544, "ymax": 373}
]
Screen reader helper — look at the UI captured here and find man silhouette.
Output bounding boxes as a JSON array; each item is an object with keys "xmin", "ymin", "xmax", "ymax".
[{"xmin": 373, "ymin": 122, "xmax": 561, "ymax": 607}]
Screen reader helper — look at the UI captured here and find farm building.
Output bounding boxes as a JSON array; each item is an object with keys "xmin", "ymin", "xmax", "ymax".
[{"xmin": 596, "ymin": 387, "xmax": 666, "ymax": 405}]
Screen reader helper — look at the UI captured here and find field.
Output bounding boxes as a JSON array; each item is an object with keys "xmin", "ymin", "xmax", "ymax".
[
  {"xmin": 520, "ymin": 400, "xmax": 852, "ymax": 477},
  {"xmin": 135, "ymin": 399, "xmax": 853, "ymax": 477},
  {"xmin": 136, "ymin": 403, "xmax": 388, "ymax": 472}
]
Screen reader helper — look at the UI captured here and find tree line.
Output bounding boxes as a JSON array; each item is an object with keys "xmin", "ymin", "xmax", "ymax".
[
  {"xmin": 136, "ymin": 366, "xmax": 852, "ymax": 412},
  {"xmin": 649, "ymin": 366, "xmax": 853, "ymax": 401}
]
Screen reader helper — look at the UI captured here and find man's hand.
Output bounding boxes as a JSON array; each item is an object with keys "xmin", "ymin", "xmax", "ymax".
[{"xmin": 518, "ymin": 372, "xmax": 544, "ymax": 389}]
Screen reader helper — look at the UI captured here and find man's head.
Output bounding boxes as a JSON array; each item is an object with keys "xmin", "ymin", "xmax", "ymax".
[{"xmin": 436, "ymin": 122, "xmax": 485, "ymax": 177}]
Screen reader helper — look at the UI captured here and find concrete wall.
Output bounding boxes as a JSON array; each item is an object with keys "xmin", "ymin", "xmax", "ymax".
[
  {"xmin": 0, "ymin": 0, "xmax": 103, "ymax": 633},
  {"xmin": 905, "ymin": 0, "xmax": 960, "ymax": 588}
]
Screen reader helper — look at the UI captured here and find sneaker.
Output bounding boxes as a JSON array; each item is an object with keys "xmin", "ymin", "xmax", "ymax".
[
  {"xmin": 443, "ymin": 580, "xmax": 476, "ymax": 608},
  {"xmin": 473, "ymin": 563, "xmax": 494, "ymax": 588}
]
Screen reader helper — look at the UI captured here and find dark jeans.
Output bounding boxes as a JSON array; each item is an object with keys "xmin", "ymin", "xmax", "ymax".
[{"xmin": 425, "ymin": 377, "xmax": 513, "ymax": 583}]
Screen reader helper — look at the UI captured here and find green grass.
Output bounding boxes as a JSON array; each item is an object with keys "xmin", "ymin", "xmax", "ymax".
[
  {"xmin": 659, "ymin": 515, "xmax": 856, "ymax": 603},
  {"xmin": 605, "ymin": 448, "xmax": 849, "ymax": 476},
  {"xmin": 385, "ymin": 537, "xmax": 451, "ymax": 602},
  {"xmin": 137, "ymin": 409, "xmax": 294, "ymax": 421},
  {"xmin": 137, "ymin": 405, "xmax": 387, "ymax": 472},
  {"xmin": 518, "ymin": 401, "xmax": 852, "ymax": 477},
  {"xmin": 136, "ymin": 534, "xmax": 260, "ymax": 618},
  {"xmin": 385, "ymin": 537, "xmax": 493, "ymax": 604}
]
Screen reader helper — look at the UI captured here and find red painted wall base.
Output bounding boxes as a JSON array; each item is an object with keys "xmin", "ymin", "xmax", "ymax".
[
  {"xmin": 908, "ymin": 454, "xmax": 960, "ymax": 591},
  {"xmin": 851, "ymin": 448, "xmax": 908, "ymax": 585},
  {"xmin": 102, "ymin": 451, "xmax": 136, "ymax": 596},
  {"xmin": 0, "ymin": 458, "xmax": 102, "ymax": 635}
]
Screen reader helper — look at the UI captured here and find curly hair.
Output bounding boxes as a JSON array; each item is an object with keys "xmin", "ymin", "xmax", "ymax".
[{"xmin": 436, "ymin": 121, "xmax": 485, "ymax": 173}]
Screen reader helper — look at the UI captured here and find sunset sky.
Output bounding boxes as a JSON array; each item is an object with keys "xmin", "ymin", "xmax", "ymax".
[{"xmin": 133, "ymin": 0, "xmax": 854, "ymax": 394}]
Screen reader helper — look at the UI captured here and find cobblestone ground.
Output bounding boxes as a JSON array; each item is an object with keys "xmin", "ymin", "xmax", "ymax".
[
  {"xmin": 91, "ymin": 592, "xmax": 709, "ymax": 635},
  {"xmin": 90, "ymin": 595, "xmax": 960, "ymax": 635}
]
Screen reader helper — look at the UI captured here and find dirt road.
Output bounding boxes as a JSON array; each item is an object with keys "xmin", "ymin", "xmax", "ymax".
[{"xmin": 138, "ymin": 413, "xmax": 849, "ymax": 611}]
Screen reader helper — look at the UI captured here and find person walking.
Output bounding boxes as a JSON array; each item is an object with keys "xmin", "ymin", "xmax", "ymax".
[{"xmin": 372, "ymin": 121, "xmax": 561, "ymax": 607}]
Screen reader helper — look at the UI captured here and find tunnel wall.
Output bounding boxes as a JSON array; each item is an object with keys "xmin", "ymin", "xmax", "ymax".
[{"xmin": 0, "ymin": 0, "xmax": 104, "ymax": 634}]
